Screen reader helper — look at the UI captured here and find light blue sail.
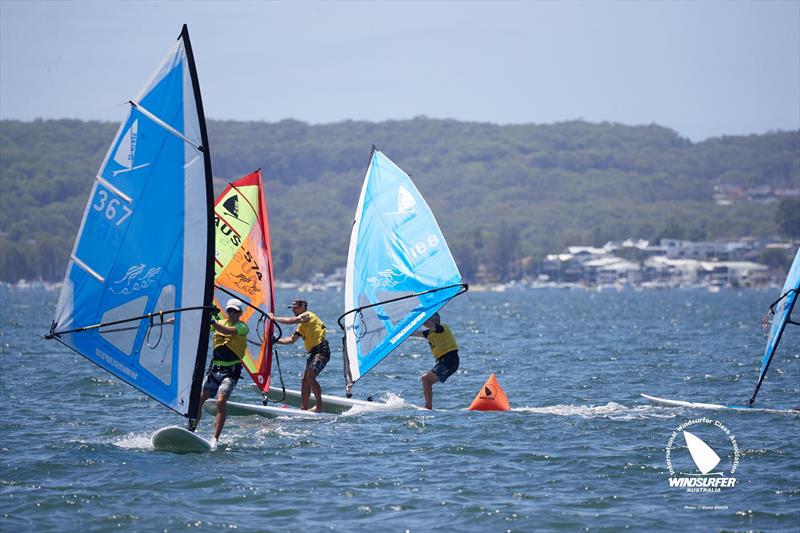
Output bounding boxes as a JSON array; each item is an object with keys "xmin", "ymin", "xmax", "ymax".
[
  {"xmin": 48, "ymin": 26, "xmax": 213, "ymax": 419},
  {"xmin": 750, "ymin": 248, "xmax": 800, "ymax": 404},
  {"xmin": 340, "ymin": 148, "xmax": 466, "ymax": 388}
]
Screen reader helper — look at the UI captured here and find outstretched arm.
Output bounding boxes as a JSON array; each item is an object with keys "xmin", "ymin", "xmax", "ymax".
[
  {"xmin": 409, "ymin": 330, "xmax": 426, "ymax": 338},
  {"xmin": 268, "ymin": 312, "xmax": 310, "ymax": 325}
]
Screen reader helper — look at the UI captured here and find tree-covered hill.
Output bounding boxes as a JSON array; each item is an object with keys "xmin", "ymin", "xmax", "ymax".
[{"xmin": 0, "ymin": 118, "xmax": 797, "ymax": 282}]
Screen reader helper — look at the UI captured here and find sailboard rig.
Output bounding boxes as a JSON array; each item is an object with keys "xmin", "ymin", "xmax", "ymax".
[
  {"xmin": 45, "ymin": 25, "xmax": 214, "ymax": 430},
  {"xmin": 213, "ymin": 169, "xmax": 276, "ymax": 394},
  {"xmin": 642, "ymin": 247, "xmax": 799, "ymax": 411},
  {"xmin": 749, "ymin": 247, "xmax": 799, "ymax": 405},
  {"xmin": 338, "ymin": 147, "xmax": 468, "ymax": 395}
]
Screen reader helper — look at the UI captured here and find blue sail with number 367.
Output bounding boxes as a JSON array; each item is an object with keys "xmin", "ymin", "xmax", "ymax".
[
  {"xmin": 47, "ymin": 26, "xmax": 214, "ymax": 422},
  {"xmin": 339, "ymin": 147, "xmax": 467, "ymax": 392}
]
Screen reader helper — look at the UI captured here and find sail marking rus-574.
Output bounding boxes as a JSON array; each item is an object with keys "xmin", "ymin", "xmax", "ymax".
[{"xmin": 213, "ymin": 170, "xmax": 276, "ymax": 393}]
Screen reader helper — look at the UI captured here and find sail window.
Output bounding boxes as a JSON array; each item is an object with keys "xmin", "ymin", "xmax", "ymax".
[
  {"xmin": 100, "ymin": 295, "xmax": 148, "ymax": 355},
  {"xmin": 139, "ymin": 284, "xmax": 177, "ymax": 385}
]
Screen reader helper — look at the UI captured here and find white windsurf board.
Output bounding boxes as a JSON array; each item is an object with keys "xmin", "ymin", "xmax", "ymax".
[
  {"xmin": 265, "ymin": 385, "xmax": 384, "ymax": 414},
  {"xmin": 203, "ymin": 399, "xmax": 321, "ymax": 419},
  {"xmin": 152, "ymin": 425, "xmax": 212, "ymax": 453},
  {"xmin": 640, "ymin": 393, "xmax": 796, "ymax": 414}
]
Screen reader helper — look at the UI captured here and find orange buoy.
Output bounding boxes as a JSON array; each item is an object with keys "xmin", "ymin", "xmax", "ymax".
[{"xmin": 468, "ymin": 373, "xmax": 509, "ymax": 411}]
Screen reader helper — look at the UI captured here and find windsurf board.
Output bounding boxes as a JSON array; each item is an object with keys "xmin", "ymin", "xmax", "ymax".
[
  {"xmin": 203, "ymin": 399, "xmax": 321, "ymax": 418},
  {"xmin": 152, "ymin": 426, "xmax": 213, "ymax": 453}
]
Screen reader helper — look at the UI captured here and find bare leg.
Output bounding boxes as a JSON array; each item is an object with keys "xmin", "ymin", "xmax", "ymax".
[
  {"xmin": 300, "ymin": 369, "xmax": 310, "ymax": 410},
  {"xmin": 421, "ymin": 371, "xmax": 437, "ymax": 410},
  {"xmin": 213, "ymin": 393, "xmax": 228, "ymax": 440},
  {"xmin": 195, "ymin": 389, "xmax": 209, "ymax": 426},
  {"xmin": 308, "ymin": 370, "xmax": 323, "ymax": 412}
]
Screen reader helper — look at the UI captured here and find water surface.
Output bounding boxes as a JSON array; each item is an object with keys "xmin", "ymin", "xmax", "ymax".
[{"xmin": 1, "ymin": 286, "xmax": 798, "ymax": 531}]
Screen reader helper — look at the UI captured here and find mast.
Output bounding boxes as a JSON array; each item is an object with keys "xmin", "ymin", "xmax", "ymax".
[{"xmin": 180, "ymin": 24, "xmax": 215, "ymax": 429}]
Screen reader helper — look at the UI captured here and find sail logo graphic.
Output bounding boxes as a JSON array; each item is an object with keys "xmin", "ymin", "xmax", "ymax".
[
  {"xmin": 385, "ymin": 186, "xmax": 418, "ymax": 224},
  {"xmin": 222, "ymin": 195, "xmax": 240, "ymax": 220},
  {"xmin": 665, "ymin": 418, "xmax": 740, "ymax": 493},
  {"xmin": 112, "ymin": 119, "xmax": 150, "ymax": 176},
  {"xmin": 367, "ymin": 268, "xmax": 407, "ymax": 289},
  {"xmin": 396, "ymin": 186, "xmax": 416, "ymax": 213},
  {"xmin": 110, "ymin": 264, "xmax": 162, "ymax": 295}
]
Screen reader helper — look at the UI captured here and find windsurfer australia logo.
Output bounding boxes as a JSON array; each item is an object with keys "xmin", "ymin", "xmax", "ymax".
[{"xmin": 665, "ymin": 417, "xmax": 740, "ymax": 493}]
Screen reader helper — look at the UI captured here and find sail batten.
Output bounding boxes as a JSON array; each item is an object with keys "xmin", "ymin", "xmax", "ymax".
[
  {"xmin": 129, "ymin": 100, "xmax": 204, "ymax": 150},
  {"xmin": 47, "ymin": 26, "xmax": 213, "ymax": 421},
  {"xmin": 339, "ymin": 148, "xmax": 467, "ymax": 391}
]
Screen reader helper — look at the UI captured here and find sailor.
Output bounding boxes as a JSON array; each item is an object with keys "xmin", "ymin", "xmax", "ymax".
[
  {"xmin": 411, "ymin": 312, "xmax": 460, "ymax": 409},
  {"xmin": 198, "ymin": 298, "xmax": 249, "ymax": 447},
  {"xmin": 268, "ymin": 299, "xmax": 330, "ymax": 412}
]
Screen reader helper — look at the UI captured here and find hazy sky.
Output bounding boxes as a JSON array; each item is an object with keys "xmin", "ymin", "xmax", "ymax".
[{"xmin": 1, "ymin": 0, "xmax": 798, "ymax": 141}]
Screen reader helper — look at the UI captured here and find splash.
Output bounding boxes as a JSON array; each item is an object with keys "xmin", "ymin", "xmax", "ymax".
[
  {"xmin": 112, "ymin": 432, "xmax": 155, "ymax": 450},
  {"xmin": 338, "ymin": 392, "xmax": 423, "ymax": 417},
  {"xmin": 513, "ymin": 402, "xmax": 676, "ymax": 420}
]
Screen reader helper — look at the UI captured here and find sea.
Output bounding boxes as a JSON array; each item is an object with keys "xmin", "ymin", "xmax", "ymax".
[{"xmin": 1, "ymin": 285, "xmax": 798, "ymax": 532}]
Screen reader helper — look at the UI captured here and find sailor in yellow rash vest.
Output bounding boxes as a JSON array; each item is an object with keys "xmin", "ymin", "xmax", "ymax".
[
  {"xmin": 410, "ymin": 312, "xmax": 459, "ymax": 409},
  {"xmin": 268, "ymin": 298, "xmax": 330, "ymax": 412}
]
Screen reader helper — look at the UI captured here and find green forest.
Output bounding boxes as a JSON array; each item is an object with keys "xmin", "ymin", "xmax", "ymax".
[{"xmin": 0, "ymin": 118, "xmax": 798, "ymax": 283}]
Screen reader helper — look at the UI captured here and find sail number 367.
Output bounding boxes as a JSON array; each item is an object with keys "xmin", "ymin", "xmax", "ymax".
[{"xmin": 93, "ymin": 190, "xmax": 133, "ymax": 226}]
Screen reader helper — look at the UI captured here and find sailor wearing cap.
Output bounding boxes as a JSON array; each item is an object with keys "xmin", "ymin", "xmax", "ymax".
[
  {"xmin": 268, "ymin": 299, "xmax": 330, "ymax": 412},
  {"xmin": 197, "ymin": 298, "xmax": 250, "ymax": 445}
]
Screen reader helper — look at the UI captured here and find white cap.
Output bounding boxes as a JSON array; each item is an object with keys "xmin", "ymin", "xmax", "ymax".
[{"xmin": 226, "ymin": 298, "xmax": 243, "ymax": 312}]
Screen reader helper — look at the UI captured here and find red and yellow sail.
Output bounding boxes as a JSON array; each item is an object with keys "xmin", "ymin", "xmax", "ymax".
[{"xmin": 213, "ymin": 170, "xmax": 275, "ymax": 391}]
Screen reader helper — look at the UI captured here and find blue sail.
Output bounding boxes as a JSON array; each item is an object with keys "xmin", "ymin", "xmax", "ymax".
[
  {"xmin": 750, "ymin": 247, "xmax": 800, "ymax": 405},
  {"xmin": 48, "ymin": 26, "xmax": 214, "ymax": 420},
  {"xmin": 340, "ymin": 148, "xmax": 466, "ymax": 389}
]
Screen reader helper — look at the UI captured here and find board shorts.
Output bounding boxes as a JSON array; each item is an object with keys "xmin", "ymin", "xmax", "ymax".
[
  {"xmin": 305, "ymin": 339, "xmax": 330, "ymax": 375},
  {"xmin": 431, "ymin": 350, "xmax": 459, "ymax": 383},
  {"xmin": 202, "ymin": 364, "xmax": 241, "ymax": 399}
]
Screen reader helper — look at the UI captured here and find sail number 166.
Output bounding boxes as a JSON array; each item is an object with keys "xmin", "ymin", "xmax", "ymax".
[{"xmin": 93, "ymin": 190, "xmax": 133, "ymax": 226}]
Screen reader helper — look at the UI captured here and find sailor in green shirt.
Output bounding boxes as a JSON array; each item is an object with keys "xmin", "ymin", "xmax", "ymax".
[
  {"xmin": 268, "ymin": 298, "xmax": 330, "ymax": 412},
  {"xmin": 198, "ymin": 298, "xmax": 249, "ymax": 446}
]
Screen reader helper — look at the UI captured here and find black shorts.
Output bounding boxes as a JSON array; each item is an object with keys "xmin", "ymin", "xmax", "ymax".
[
  {"xmin": 202, "ymin": 366, "xmax": 240, "ymax": 399},
  {"xmin": 431, "ymin": 350, "xmax": 459, "ymax": 383},
  {"xmin": 306, "ymin": 339, "xmax": 330, "ymax": 375}
]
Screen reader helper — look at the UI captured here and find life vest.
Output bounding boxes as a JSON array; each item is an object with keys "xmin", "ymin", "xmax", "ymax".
[
  {"xmin": 212, "ymin": 320, "xmax": 249, "ymax": 366},
  {"xmin": 425, "ymin": 324, "xmax": 458, "ymax": 359},
  {"xmin": 296, "ymin": 311, "xmax": 326, "ymax": 351}
]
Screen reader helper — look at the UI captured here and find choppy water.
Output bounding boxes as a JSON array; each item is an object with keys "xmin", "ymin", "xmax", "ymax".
[{"xmin": 1, "ymin": 286, "xmax": 798, "ymax": 532}]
